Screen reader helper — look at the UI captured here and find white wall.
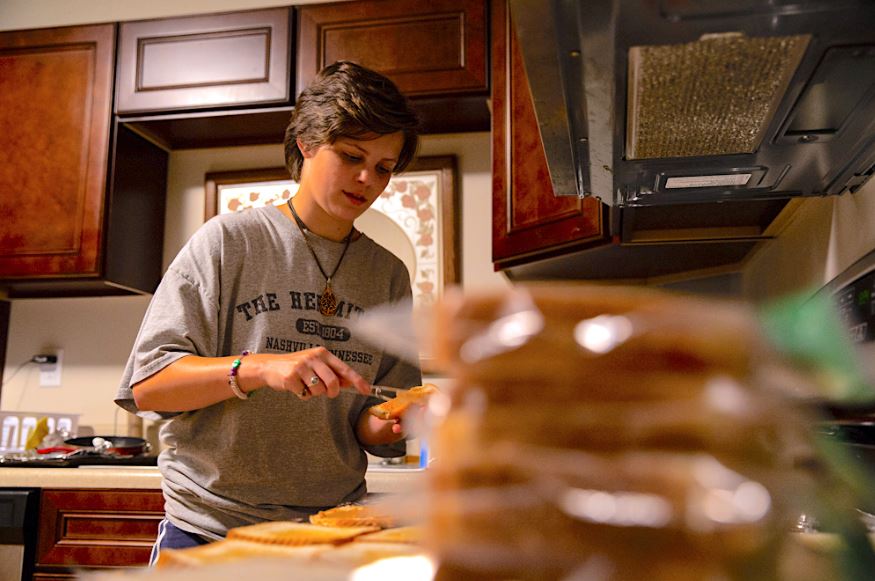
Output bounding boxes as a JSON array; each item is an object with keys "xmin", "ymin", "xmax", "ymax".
[{"xmin": 1, "ymin": 132, "xmax": 505, "ymax": 435}]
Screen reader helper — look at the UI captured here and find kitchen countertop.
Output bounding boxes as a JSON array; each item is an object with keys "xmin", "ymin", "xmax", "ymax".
[{"xmin": 0, "ymin": 464, "xmax": 427, "ymax": 495}]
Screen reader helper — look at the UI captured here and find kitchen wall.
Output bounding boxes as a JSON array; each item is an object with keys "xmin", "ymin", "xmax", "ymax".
[
  {"xmin": 740, "ymin": 177, "xmax": 875, "ymax": 389},
  {"xmin": 741, "ymin": 176, "xmax": 875, "ymax": 302},
  {"xmin": 1, "ymin": 132, "xmax": 506, "ymax": 435}
]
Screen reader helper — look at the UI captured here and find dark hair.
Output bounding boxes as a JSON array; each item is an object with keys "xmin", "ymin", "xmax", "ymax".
[{"xmin": 284, "ymin": 61, "xmax": 421, "ymax": 181}]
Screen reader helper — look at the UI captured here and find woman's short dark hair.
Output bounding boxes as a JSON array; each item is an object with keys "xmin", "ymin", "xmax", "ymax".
[{"xmin": 284, "ymin": 61, "xmax": 421, "ymax": 181}]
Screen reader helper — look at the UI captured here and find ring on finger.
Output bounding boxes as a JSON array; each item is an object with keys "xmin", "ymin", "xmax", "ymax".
[
  {"xmin": 309, "ymin": 375, "xmax": 320, "ymax": 386},
  {"xmin": 300, "ymin": 385, "xmax": 311, "ymax": 398}
]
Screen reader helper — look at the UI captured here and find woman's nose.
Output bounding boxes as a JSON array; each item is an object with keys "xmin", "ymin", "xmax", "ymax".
[{"xmin": 356, "ymin": 168, "xmax": 374, "ymax": 186}]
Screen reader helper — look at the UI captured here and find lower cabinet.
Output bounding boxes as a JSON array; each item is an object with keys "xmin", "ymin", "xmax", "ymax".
[{"xmin": 35, "ymin": 489, "xmax": 164, "ymax": 578}]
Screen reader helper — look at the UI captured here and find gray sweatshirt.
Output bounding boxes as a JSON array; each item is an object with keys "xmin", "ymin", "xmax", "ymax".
[{"xmin": 115, "ymin": 205, "xmax": 420, "ymax": 539}]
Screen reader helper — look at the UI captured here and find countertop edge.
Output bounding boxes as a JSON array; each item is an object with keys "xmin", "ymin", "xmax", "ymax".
[{"xmin": 0, "ymin": 466, "xmax": 425, "ymax": 494}]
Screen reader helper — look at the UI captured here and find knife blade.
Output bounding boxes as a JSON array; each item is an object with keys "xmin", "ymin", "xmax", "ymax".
[
  {"xmin": 370, "ymin": 385, "xmax": 400, "ymax": 400},
  {"xmin": 342, "ymin": 385, "xmax": 399, "ymax": 401}
]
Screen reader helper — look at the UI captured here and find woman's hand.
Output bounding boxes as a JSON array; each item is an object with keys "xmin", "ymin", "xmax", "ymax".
[
  {"xmin": 250, "ymin": 347, "xmax": 371, "ymax": 399},
  {"xmin": 356, "ymin": 399, "xmax": 427, "ymax": 445},
  {"xmin": 356, "ymin": 411, "xmax": 404, "ymax": 446},
  {"xmin": 389, "ymin": 401, "xmax": 427, "ymax": 435},
  {"xmin": 132, "ymin": 347, "xmax": 371, "ymax": 412}
]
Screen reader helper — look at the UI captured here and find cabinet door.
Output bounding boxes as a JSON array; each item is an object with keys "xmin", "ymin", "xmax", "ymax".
[
  {"xmin": 37, "ymin": 489, "xmax": 164, "ymax": 570},
  {"xmin": 491, "ymin": 0, "xmax": 606, "ymax": 268},
  {"xmin": 297, "ymin": 0, "xmax": 487, "ymax": 98},
  {"xmin": 0, "ymin": 24, "xmax": 114, "ymax": 279},
  {"xmin": 116, "ymin": 8, "xmax": 292, "ymax": 114}
]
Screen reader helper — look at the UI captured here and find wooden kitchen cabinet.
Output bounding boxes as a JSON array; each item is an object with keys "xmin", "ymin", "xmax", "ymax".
[
  {"xmin": 298, "ymin": 0, "xmax": 490, "ymax": 133},
  {"xmin": 0, "ymin": 25, "xmax": 168, "ymax": 298},
  {"xmin": 35, "ymin": 488, "xmax": 164, "ymax": 577},
  {"xmin": 491, "ymin": 0, "xmax": 608, "ymax": 270},
  {"xmin": 0, "ymin": 25, "xmax": 114, "ymax": 282},
  {"xmin": 116, "ymin": 8, "xmax": 293, "ymax": 115},
  {"xmin": 121, "ymin": 0, "xmax": 489, "ymax": 148}
]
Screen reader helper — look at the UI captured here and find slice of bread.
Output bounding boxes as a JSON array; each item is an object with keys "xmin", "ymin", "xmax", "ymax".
[
  {"xmin": 316, "ymin": 541, "xmax": 422, "ymax": 566},
  {"xmin": 155, "ymin": 539, "xmax": 329, "ymax": 568},
  {"xmin": 309, "ymin": 504, "xmax": 394, "ymax": 528},
  {"xmin": 226, "ymin": 521, "xmax": 379, "ymax": 546},
  {"xmin": 355, "ymin": 525, "xmax": 423, "ymax": 545},
  {"xmin": 368, "ymin": 384, "xmax": 439, "ymax": 420}
]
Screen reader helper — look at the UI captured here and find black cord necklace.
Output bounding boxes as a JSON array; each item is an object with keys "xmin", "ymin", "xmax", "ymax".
[{"xmin": 288, "ymin": 199, "xmax": 353, "ymax": 316}]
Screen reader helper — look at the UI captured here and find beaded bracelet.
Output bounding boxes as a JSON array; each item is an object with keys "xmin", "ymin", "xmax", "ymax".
[{"xmin": 227, "ymin": 350, "xmax": 251, "ymax": 400}]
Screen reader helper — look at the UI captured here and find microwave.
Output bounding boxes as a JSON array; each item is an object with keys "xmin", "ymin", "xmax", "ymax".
[
  {"xmin": 822, "ymin": 248, "xmax": 875, "ymax": 345},
  {"xmin": 819, "ymin": 247, "xmax": 875, "ymax": 390}
]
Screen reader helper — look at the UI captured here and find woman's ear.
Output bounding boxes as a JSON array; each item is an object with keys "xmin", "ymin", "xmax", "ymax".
[{"xmin": 297, "ymin": 138, "xmax": 315, "ymax": 159}]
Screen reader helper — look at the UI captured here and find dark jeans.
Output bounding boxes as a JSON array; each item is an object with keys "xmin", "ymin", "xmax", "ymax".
[{"xmin": 149, "ymin": 519, "xmax": 212, "ymax": 566}]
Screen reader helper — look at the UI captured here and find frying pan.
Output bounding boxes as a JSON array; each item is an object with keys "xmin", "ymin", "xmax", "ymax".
[{"xmin": 38, "ymin": 435, "xmax": 151, "ymax": 457}]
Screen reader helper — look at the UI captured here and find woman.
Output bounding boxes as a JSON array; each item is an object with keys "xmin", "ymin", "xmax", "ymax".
[{"xmin": 115, "ymin": 61, "xmax": 422, "ymax": 561}]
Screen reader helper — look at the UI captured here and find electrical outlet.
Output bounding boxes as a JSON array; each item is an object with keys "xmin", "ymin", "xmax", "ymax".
[{"xmin": 39, "ymin": 349, "xmax": 63, "ymax": 387}]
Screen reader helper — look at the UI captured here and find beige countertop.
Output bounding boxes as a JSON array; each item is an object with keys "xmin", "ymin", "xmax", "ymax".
[{"xmin": 0, "ymin": 464, "xmax": 426, "ymax": 495}]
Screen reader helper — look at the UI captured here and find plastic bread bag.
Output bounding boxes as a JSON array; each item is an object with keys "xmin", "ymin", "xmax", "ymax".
[
  {"xmin": 757, "ymin": 288, "xmax": 875, "ymax": 407},
  {"xmin": 432, "ymin": 285, "xmax": 767, "ymax": 392},
  {"xmin": 427, "ymin": 444, "xmax": 800, "ymax": 580},
  {"xmin": 353, "ymin": 284, "xmax": 875, "ymax": 580}
]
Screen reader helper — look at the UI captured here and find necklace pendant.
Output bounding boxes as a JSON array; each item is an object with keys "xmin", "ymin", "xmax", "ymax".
[{"xmin": 319, "ymin": 281, "xmax": 339, "ymax": 316}]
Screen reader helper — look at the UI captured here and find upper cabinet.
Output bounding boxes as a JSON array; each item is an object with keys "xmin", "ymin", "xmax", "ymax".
[
  {"xmin": 119, "ymin": 0, "xmax": 489, "ymax": 149},
  {"xmin": 0, "ymin": 24, "xmax": 115, "ymax": 281},
  {"xmin": 0, "ymin": 24, "xmax": 168, "ymax": 298},
  {"xmin": 116, "ymin": 8, "xmax": 292, "ymax": 114},
  {"xmin": 115, "ymin": 8, "xmax": 294, "ymax": 149},
  {"xmin": 298, "ymin": 0, "xmax": 486, "ymax": 97},
  {"xmin": 298, "ymin": 0, "xmax": 489, "ymax": 133},
  {"xmin": 491, "ymin": 0, "xmax": 607, "ymax": 269}
]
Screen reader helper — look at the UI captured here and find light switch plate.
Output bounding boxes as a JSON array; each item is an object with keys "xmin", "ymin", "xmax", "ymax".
[{"xmin": 39, "ymin": 349, "xmax": 62, "ymax": 387}]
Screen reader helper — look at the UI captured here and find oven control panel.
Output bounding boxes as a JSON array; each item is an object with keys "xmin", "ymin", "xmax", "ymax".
[{"xmin": 834, "ymin": 267, "xmax": 874, "ymax": 344}]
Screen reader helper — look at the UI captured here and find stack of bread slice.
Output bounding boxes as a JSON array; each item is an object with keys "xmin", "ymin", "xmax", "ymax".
[{"xmin": 425, "ymin": 285, "xmax": 820, "ymax": 580}]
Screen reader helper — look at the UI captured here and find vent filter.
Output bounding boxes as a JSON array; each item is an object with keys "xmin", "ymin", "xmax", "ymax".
[{"xmin": 626, "ymin": 33, "xmax": 810, "ymax": 159}]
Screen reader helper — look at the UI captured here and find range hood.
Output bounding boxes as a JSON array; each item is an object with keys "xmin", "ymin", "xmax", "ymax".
[{"xmin": 509, "ymin": 0, "xmax": 875, "ymax": 207}]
